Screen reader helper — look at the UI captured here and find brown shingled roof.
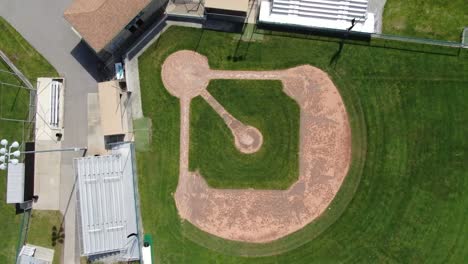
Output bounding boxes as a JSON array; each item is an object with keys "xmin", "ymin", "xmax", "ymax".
[{"xmin": 64, "ymin": 0, "xmax": 151, "ymax": 52}]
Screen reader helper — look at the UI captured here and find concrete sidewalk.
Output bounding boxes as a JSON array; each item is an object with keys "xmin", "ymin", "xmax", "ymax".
[{"xmin": 368, "ymin": 0, "xmax": 387, "ymax": 33}]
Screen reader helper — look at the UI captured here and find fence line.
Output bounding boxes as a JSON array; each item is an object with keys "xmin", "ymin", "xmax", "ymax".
[
  {"xmin": 0, "ymin": 50, "xmax": 37, "ymax": 262},
  {"xmin": 15, "ymin": 209, "xmax": 32, "ymax": 263},
  {"xmin": 0, "ymin": 81, "xmax": 31, "ymax": 90},
  {"xmin": 372, "ymin": 33, "xmax": 465, "ymax": 48},
  {"xmin": 0, "ymin": 49, "xmax": 37, "ymax": 139},
  {"xmin": 0, "ymin": 50, "xmax": 35, "ymax": 90},
  {"xmin": 462, "ymin": 28, "xmax": 468, "ymax": 47},
  {"xmin": 256, "ymin": 20, "xmax": 467, "ymax": 49}
]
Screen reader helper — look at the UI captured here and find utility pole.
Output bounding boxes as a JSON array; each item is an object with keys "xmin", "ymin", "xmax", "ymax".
[{"xmin": 0, "ymin": 138, "xmax": 87, "ymax": 170}]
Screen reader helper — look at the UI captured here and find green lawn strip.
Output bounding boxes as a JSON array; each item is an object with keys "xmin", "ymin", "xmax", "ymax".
[
  {"xmin": 464, "ymin": 28, "xmax": 468, "ymax": 44},
  {"xmin": 382, "ymin": 0, "xmax": 468, "ymax": 42},
  {"xmin": 0, "ymin": 177, "xmax": 22, "ymax": 263},
  {"xmin": 137, "ymin": 26, "xmax": 468, "ymax": 262},
  {"xmin": 0, "ymin": 16, "xmax": 60, "ymax": 263},
  {"xmin": 189, "ymin": 80, "xmax": 299, "ymax": 189},
  {"xmin": 0, "ymin": 67, "xmax": 30, "ymax": 121},
  {"xmin": 0, "ymin": 17, "xmax": 58, "ymax": 82},
  {"xmin": 0, "ymin": 62, "xmax": 26, "ymax": 262},
  {"xmin": 233, "ymin": 24, "xmax": 264, "ymax": 42},
  {"xmin": 27, "ymin": 211, "xmax": 64, "ymax": 264},
  {"xmin": 133, "ymin": 117, "xmax": 152, "ymax": 152}
]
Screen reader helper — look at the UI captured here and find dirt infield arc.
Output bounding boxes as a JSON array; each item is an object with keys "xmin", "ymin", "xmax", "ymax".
[{"xmin": 162, "ymin": 50, "xmax": 351, "ymax": 243}]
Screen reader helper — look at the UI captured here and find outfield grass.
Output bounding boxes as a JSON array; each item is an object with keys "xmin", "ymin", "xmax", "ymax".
[
  {"xmin": 27, "ymin": 211, "xmax": 63, "ymax": 264},
  {"xmin": 0, "ymin": 16, "xmax": 60, "ymax": 263},
  {"xmin": 137, "ymin": 26, "xmax": 467, "ymax": 262},
  {"xmin": 383, "ymin": 0, "xmax": 468, "ymax": 42},
  {"xmin": 189, "ymin": 80, "xmax": 300, "ymax": 189}
]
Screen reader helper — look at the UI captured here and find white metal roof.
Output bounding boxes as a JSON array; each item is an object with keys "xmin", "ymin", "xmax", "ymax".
[
  {"xmin": 75, "ymin": 143, "xmax": 139, "ymax": 259},
  {"xmin": 7, "ymin": 163, "xmax": 25, "ymax": 204},
  {"xmin": 259, "ymin": 0, "xmax": 375, "ymax": 33},
  {"xmin": 17, "ymin": 244, "xmax": 54, "ymax": 264},
  {"xmin": 35, "ymin": 78, "xmax": 64, "ymax": 141}
]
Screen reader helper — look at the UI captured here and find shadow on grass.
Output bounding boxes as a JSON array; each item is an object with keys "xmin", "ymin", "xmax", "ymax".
[
  {"xmin": 9, "ymin": 87, "xmax": 22, "ymax": 112},
  {"xmin": 51, "ymin": 226, "xmax": 65, "ymax": 247},
  {"xmin": 329, "ymin": 40, "xmax": 345, "ymax": 67},
  {"xmin": 257, "ymin": 23, "xmax": 461, "ymax": 57}
]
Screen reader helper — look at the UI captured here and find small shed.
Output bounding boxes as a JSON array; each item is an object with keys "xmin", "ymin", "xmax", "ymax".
[
  {"xmin": 17, "ymin": 244, "xmax": 54, "ymax": 264},
  {"xmin": 97, "ymin": 81, "xmax": 130, "ymax": 145},
  {"xmin": 204, "ymin": 0, "xmax": 249, "ymax": 22}
]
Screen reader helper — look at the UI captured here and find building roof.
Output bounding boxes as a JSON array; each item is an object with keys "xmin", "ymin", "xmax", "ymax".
[
  {"xmin": 204, "ymin": 0, "xmax": 249, "ymax": 12},
  {"xmin": 259, "ymin": 0, "xmax": 374, "ymax": 33},
  {"xmin": 75, "ymin": 143, "xmax": 139, "ymax": 260},
  {"xmin": 64, "ymin": 0, "xmax": 151, "ymax": 52},
  {"xmin": 98, "ymin": 81, "xmax": 127, "ymax": 136},
  {"xmin": 7, "ymin": 163, "xmax": 25, "ymax": 204},
  {"xmin": 17, "ymin": 244, "xmax": 54, "ymax": 264}
]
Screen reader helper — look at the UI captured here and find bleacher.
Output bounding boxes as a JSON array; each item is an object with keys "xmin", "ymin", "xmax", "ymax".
[
  {"xmin": 259, "ymin": 0, "xmax": 375, "ymax": 33},
  {"xmin": 50, "ymin": 80, "xmax": 61, "ymax": 128}
]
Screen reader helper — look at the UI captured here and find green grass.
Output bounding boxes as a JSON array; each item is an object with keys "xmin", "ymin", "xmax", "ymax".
[
  {"xmin": 137, "ymin": 26, "xmax": 468, "ymax": 262},
  {"xmin": 189, "ymin": 80, "xmax": 300, "ymax": 189},
  {"xmin": 383, "ymin": 0, "xmax": 468, "ymax": 42},
  {"xmin": 234, "ymin": 24, "xmax": 264, "ymax": 42},
  {"xmin": 27, "ymin": 211, "xmax": 64, "ymax": 264},
  {"xmin": 0, "ymin": 16, "xmax": 60, "ymax": 263},
  {"xmin": 0, "ymin": 17, "xmax": 58, "ymax": 82}
]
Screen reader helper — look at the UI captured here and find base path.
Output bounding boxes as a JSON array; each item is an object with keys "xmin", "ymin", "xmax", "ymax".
[{"xmin": 162, "ymin": 50, "xmax": 351, "ymax": 243}]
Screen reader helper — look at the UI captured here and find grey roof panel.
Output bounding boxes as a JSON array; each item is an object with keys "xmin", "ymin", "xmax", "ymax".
[
  {"xmin": 7, "ymin": 163, "xmax": 25, "ymax": 204},
  {"xmin": 75, "ymin": 143, "xmax": 139, "ymax": 260}
]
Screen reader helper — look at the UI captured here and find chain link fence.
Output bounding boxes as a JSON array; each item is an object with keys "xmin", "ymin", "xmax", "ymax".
[
  {"xmin": 0, "ymin": 50, "xmax": 36, "ymax": 263},
  {"xmin": 14, "ymin": 209, "xmax": 32, "ymax": 263}
]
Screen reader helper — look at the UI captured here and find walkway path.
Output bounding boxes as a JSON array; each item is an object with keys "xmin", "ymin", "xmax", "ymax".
[
  {"xmin": 0, "ymin": 1, "xmax": 99, "ymax": 262},
  {"xmin": 368, "ymin": 0, "xmax": 387, "ymax": 33},
  {"xmin": 162, "ymin": 50, "xmax": 352, "ymax": 243}
]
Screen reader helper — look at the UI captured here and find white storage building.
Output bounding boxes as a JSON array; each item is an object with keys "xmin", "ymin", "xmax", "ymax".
[
  {"xmin": 259, "ymin": 0, "xmax": 375, "ymax": 33},
  {"xmin": 75, "ymin": 143, "xmax": 140, "ymax": 261}
]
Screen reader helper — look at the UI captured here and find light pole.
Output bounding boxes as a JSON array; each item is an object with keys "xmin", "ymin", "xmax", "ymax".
[
  {"xmin": 0, "ymin": 139, "xmax": 21, "ymax": 171},
  {"xmin": 0, "ymin": 138, "xmax": 87, "ymax": 171}
]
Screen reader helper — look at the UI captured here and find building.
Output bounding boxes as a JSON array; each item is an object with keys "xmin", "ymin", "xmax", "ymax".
[
  {"xmin": 6, "ymin": 163, "xmax": 25, "ymax": 204},
  {"xmin": 6, "ymin": 143, "xmax": 35, "ymax": 209},
  {"xmin": 259, "ymin": 0, "xmax": 375, "ymax": 33},
  {"xmin": 75, "ymin": 143, "xmax": 140, "ymax": 261},
  {"xmin": 17, "ymin": 244, "xmax": 54, "ymax": 264},
  {"xmin": 204, "ymin": 0, "xmax": 250, "ymax": 23},
  {"xmin": 64, "ymin": 0, "xmax": 167, "ymax": 59}
]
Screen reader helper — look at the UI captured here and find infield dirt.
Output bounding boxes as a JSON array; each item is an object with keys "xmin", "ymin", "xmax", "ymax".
[{"xmin": 162, "ymin": 50, "xmax": 351, "ymax": 243}]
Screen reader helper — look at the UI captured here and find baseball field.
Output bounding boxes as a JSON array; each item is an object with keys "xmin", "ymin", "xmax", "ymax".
[{"xmin": 137, "ymin": 26, "xmax": 467, "ymax": 262}]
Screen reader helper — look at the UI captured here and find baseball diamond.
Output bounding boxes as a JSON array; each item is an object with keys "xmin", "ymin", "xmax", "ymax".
[{"xmin": 161, "ymin": 50, "xmax": 351, "ymax": 242}]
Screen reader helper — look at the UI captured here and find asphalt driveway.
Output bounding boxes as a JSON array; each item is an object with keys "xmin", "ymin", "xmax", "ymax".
[{"xmin": 0, "ymin": 0, "xmax": 99, "ymax": 263}]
